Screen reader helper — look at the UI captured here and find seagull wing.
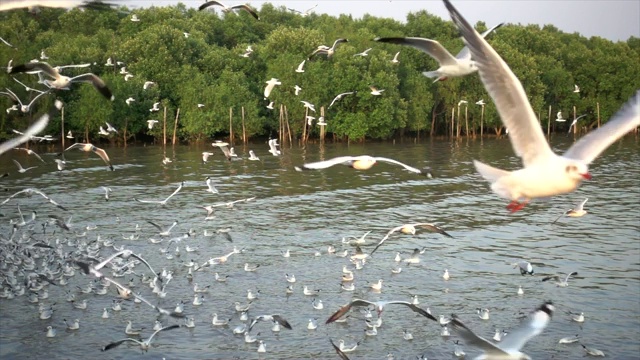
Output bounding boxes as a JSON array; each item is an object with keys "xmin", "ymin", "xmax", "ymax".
[
  {"xmin": 198, "ymin": 0, "xmax": 225, "ymax": 11},
  {"xmin": 231, "ymin": 4, "xmax": 259, "ymax": 20},
  {"xmin": 326, "ymin": 299, "xmax": 373, "ymax": 324},
  {"xmin": 90, "ymin": 145, "xmax": 114, "ymax": 170},
  {"xmin": 12, "ymin": 159, "xmax": 24, "ymax": 171},
  {"xmin": 271, "ymin": 315, "xmax": 292, "ymax": 330},
  {"xmin": 146, "ymin": 324, "xmax": 180, "ymax": 343},
  {"xmin": 413, "ymin": 223, "xmax": 454, "ymax": 238},
  {"xmin": 373, "ymin": 157, "xmax": 424, "ymax": 174},
  {"xmin": 456, "ymin": 22, "xmax": 504, "ymax": 60},
  {"xmin": 0, "ymin": 113, "xmax": 49, "ymax": 155},
  {"xmin": 443, "ymin": 0, "xmax": 554, "ymax": 167},
  {"xmin": 102, "ymin": 338, "xmax": 141, "ymax": 351},
  {"xmin": 388, "ymin": 301, "xmax": 437, "ymax": 322},
  {"xmin": 498, "ymin": 302, "xmax": 554, "ymax": 352},
  {"xmin": 563, "ymin": 91, "xmax": 640, "ymax": 164},
  {"xmin": 298, "ymin": 156, "xmax": 357, "ymax": 170},
  {"xmin": 449, "ymin": 317, "xmax": 511, "ymax": 356},
  {"xmin": 370, "ymin": 225, "xmax": 404, "ymax": 255},
  {"xmin": 329, "ymin": 339, "xmax": 351, "ymax": 360},
  {"xmin": 574, "ymin": 198, "xmax": 588, "ymax": 211},
  {"xmin": 375, "ymin": 37, "xmax": 458, "ymax": 66},
  {"xmin": 563, "ymin": 271, "xmax": 578, "ymax": 283},
  {"xmin": 31, "ymin": 188, "xmax": 67, "ymax": 210},
  {"xmin": 162, "ymin": 181, "xmax": 184, "ymax": 203},
  {"xmin": 70, "ymin": 73, "xmax": 114, "ymax": 101},
  {"xmin": 10, "ymin": 62, "xmax": 58, "ymax": 79}
]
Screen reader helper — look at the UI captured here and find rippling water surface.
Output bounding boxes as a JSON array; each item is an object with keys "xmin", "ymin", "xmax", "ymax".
[{"xmin": 0, "ymin": 136, "xmax": 638, "ymax": 360}]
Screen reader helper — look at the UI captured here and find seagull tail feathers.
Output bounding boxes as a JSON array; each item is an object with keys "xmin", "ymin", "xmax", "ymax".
[{"xmin": 473, "ymin": 160, "xmax": 510, "ymax": 183}]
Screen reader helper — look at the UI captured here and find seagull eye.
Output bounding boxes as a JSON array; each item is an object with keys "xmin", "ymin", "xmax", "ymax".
[{"xmin": 565, "ymin": 165, "xmax": 577, "ymax": 173}]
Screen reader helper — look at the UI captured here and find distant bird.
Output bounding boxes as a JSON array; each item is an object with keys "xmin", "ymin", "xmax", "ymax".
[
  {"xmin": 62, "ymin": 143, "xmax": 114, "ymax": 171},
  {"xmin": 567, "ymin": 114, "xmax": 588, "ymax": 134},
  {"xmin": 143, "ymin": 81, "xmax": 156, "ymax": 90},
  {"xmin": 295, "ymin": 155, "xmax": 431, "ymax": 177},
  {"xmin": 294, "ymin": 85, "xmax": 302, "ymax": 96},
  {"xmin": 369, "ymin": 86, "xmax": 385, "ymax": 95},
  {"xmin": 98, "ymin": 126, "xmax": 110, "ymax": 136},
  {"xmin": 130, "ymin": 14, "xmax": 140, "ymax": 22},
  {"xmin": 542, "ymin": 271, "xmax": 578, "ymax": 287},
  {"xmin": 266, "ymin": 101, "xmax": 274, "ymax": 109},
  {"xmin": 370, "ymin": 223, "xmax": 453, "ymax": 255},
  {"xmin": 134, "ymin": 181, "xmax": 184, "ymax": 206},
  {"xmin": 512, "ymin": 261, "xmax": 534, "ymax": 276},
  {"xmin": 329, "ymin": 91, "xmax": 357, "ymax": 108},
  {"xmin": 0, "ymin": 88, "xmax": 51, "ymax": 113},
  {"xmin": 197, "ymin": 103, "xmax": 205, "ymax": 108},
  {"xmin": 476, "ymin": 99, "xmax": 485, "ymax": 106},
  {"xmin": 268, "ymin": 139, "xmax": 280, "ymax": 156},
  {"xmin": 354, "ymin": 48, "xmax": 372, "ymax": 57},
  {"xmin": 125, "ymin": 97, "xmax": 135, "ymax": 106},
  {"xmin": 375, "ymin": 21, "xmax": 504, "ymax": 82},
  {"xmin": 301, "ymin": 100, "xmax": 315, "ymax": 112},
  {"xmin": 552, "ymin": 198, "xmax": 588, "ymax": 223},
  {"xmin": 443, "ymin": 0, "xmax": 640, "ymax": 212},
  {"xmin": 391, "ymin": 51, "xmax": 400, "ymax": 63},
  {"xmin": 288, "ymin": 3, "xmax": 318, "ymax": 17},
  {"xmin": 211, "ymin": 141, "xmax": 234, "ymax": 161},
  {"xmin": 147, "ymin": 120, "xmax": 159, "ymax": 130},
  {"xmin": 326, "ymin": 299, "xmax": 436, "ymax": 324},
  {"xmin": 248, "ymin": 150, "xmax": 260, "ymax": 161},
  {"xmin": 149, "ymin": 102, "xmax": 160, "ymax": 112},
  {"xmin": 449, "ymin": 300, "xmax": 555, "ymax": 360},
  {"xmin": 10, "ymin": 62, "xmax": 114, "ymax": 100},
  {"xmin": 308, "ymin": 38, "xmax": 348, "ymax": 59},
  {"xmin": 13, "ymin": 147, "xmax": 45, "ymax": 163},
  {"xmin": 248, "ymin": 315, "xmax": 292, "ymax": 332},
  {"xmin": 295, "ymin": 60, "xmax": 306, "ymax": 73},
  {"xmin": 264, "ymin": 78, "xmax": 281, "ymax": 98},
  {"xmin": 198, "ymin": 1, "xmax": 260, "ymax": 20},
  {"xmin": 205, "ymin": 177, "xmax": 218, "ymax": 194},
  {"xmin": 12, "ymin": 159, "xmax": 37, "ymax": 173},
  {"xmin": 574, "ymin": 84, "xmax": 580, "ymax": 93},
  {"xmin": 581, "ymin": 344, "xmax": 605, "ymax": 357},
  {"xmin": 124, "ymin": 74, "xmax": 133, "ymax": 81},
  {"xmin": 66, "ymin": 131, "xmax": 74, "ymax": 139},
  {"xmin": 555, "ymin": 111, "xmax": 566, "ymax": 122},
  {"xmin": 183, "ymin": 32, "xmax": 190, "ymax": 38},
  {"xmin": 202, "ymin": 152, "xmax": 214, "ymax": 163},
  {"xmin": 102, "ymin": 186, "xmax": 112, "ymax": 201}
]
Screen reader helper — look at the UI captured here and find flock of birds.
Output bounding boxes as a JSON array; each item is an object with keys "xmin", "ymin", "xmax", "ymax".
[{"xmin": 1, "ymin": 0, "xmax": 639, "ymax": 359}]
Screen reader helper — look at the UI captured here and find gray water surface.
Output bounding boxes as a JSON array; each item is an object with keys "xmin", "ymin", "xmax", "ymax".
[{"xmin": 0, "ymin": 136, "xmax": 638, "ymax": 359}]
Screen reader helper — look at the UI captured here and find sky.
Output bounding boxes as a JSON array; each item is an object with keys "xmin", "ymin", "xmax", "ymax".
[{"xmin": 124, "ymin": 0, "xmax": 640, "ymax": 42}]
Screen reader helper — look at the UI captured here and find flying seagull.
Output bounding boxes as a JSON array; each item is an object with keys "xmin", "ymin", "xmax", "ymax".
[
  {"xmin": 442, "ymin": 0, "xmax": 640, "ymax": 212},
  {"xmin": 10, "ymin": 62, "xmax": 114, "ymax": 101},
  {"xmin": 375, "ymin": 22, "xmax": 504, "ymax": 82},
  {"xmin": 264, "ymin": 78, "xmax": 281, "ymax": 99},
  {"xmin": 308, "ymin": 38, "xmax": 348, "ymax": 59},
  {"xmin": 134, "ymin": 181, "xmax": 184, "ymax": 206},
  {"xmin": 62, "ymin": 143, "xmax": 114, "ymax": 171},
  {"xmin": 198, "ymin": 1, "xmax": 260, "ymax": 20},
  {"xmin": 295, "ymin": 155, "xmax": 432, "ymax": 177},
  {"xmin": 448, "ymin": 299, "xmax": 555, "ymax": 360},
  {"xmin": 370, "ymin": 223, "xmax": 453, "ymax": 255},
  {"xmin": 326, "ymin": 299, "xmax": 437, "ymax": 324},
  {"xmin": 328, "ymin": 91, "xmax": 357, "ymax": 108},
  {"xmin": 0, "ymin": 88, "xmax": 51, "ymax": 113},
  {"xmin": 248, "ymin": 315, "xmax": 292, "ymax": 332},
  {"xmin": 101, "ymin": 325, "xmax": 180, "ymax": 352},
  {"xmin": 12, "ymin": 159, "xmax": 37, "ymax": 173},
  {"xmin": 1, "ymin": 188, "xmax": 67, "ymax": 210},
  {"xmin": 13, "ymin": 147, "xmax": 45, "ymax": 163},
  {"xmin": 552, "ymin": 198, "xmax": 588, "ymax": 224}
]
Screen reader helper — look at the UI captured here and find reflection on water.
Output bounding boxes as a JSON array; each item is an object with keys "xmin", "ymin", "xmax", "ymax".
[{"xmin": 0, "ymin": 136, "xmax": 638, "ymax": 359}]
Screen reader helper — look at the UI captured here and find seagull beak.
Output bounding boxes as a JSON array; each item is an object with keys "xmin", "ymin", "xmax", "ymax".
[{"xmin": 581, "ymin": 172, "xmax": 592, "ymax": 180}]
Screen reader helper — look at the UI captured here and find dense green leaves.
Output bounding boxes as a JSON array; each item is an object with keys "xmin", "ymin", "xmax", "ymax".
[{"xmin": 0, "ymin": 4, "xmax": 637, "ymax": 142}]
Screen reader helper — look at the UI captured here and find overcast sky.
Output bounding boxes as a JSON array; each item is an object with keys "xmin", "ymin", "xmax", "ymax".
[{"xmin": 126, "ymin": 0, "xmax": 640, "ymax": 41}]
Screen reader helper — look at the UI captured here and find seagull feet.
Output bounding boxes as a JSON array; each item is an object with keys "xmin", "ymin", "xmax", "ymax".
[{"xmin": 506, "ymin": 200, "xmax": 529, "ymax": 213}]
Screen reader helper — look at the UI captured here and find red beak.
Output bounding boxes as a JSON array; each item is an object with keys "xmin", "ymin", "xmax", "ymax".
[{"xmin": 581, "ymin": 173, "xmax": 592, "ymax": 180}]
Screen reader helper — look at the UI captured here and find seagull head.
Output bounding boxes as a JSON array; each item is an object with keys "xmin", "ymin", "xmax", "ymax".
[{"xmin": 565, "ymin": 162, "xmax": 591, "ymax": 181}]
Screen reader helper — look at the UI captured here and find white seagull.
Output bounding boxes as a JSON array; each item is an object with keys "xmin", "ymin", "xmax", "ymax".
[
  {"xmin": 294, "ymin": 85, "xmax": 302, "ymax": 96},
  {"xmin": 552, "ymin": 198, "xmax": 588, "ymax": 223},
  {"xmin": 326, "ymin": 299, "xmax": 437, "ymax": 323},
  {"xmin": 449, "ymin": 300, "xmax": 555, "ymax": 360},
  {"xmin": 295, "ymin": 59, "xmax": 306, "ymax": 73},
  {"xmin": 295, "ymin": 155, "xmax": 431, "ymax": 176},
  {"xmin": 147, "ymin": 120, "xmax": 159, "ymax": 130},
  {"xmin": 301, "ymin": 100, "xmax": 315, "ymax": 112},
  {"xmin": 264, "ymin": 78, "xmax": 281, "ymax": 98},
  {"xmin": 370, "ymin": 223, "xmax": 453, "ymax": 255},
  {"xmin": 134, "ymin": 181, "xmax": 184, "ymax": 206},
  {"xmin": 329, "ymin": 91, "xmax": 357, "ymax": 108},
  {"xmin": 370, "ymin": 86, "xmax": 385, "ymax": 95},
  {"xmin": 375, "ymin": 21, "xmax": 504, "ymax": 82},
  {"xmin": 391, "ymin": 51, "xmax": 400, "ymax": 63},
  {"xmin": 101, "ymin": 325, "xmax": 180, "ymax": 352},
  {"xmin": 308, "ymin": 38, "xmax": 348, "ymax": 59},
  {"xmin": 10, "ymin": 62, "xmax": 114, "ymax": 100},
  {"xmin": 198, "ymin": 1, "xmax": 260, "ymax": 20},
  {"xmin": 442, "ymin": 0, "xmax": 640, "ymax": 212},
  {"xmin": 354, "ymin": 48, "xmax": 372, "ymax": 57}
]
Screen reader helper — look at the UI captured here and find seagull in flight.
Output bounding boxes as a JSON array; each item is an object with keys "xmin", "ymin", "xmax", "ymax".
[
  {"xmin": 329, "ymin": 91, "xmax": 357, "ymax": 108},
  {"xmin": 0, "ymin": 88, "xmax": 51, "ymax": 113},
  {"xmin": 542, "ymin": 271, "xmax": 578, "ymax": 287},
  {"xmin": 263, "ymin": 78, "xmax": 281, "ymax": 99},
  {"xmin": 147, "ymin": 220, "xmax": 179, "ymax": 237},
  {"xmin": 308, "ymin": 38, "xmax": 348, "ymax": 59},
  {"xmin": 198, "ymin": 1, "xmax": 260, "ymax": 20},
  {"xmin": 375, "ymin": 21, "xmax": 504, "ymax": 82},
  {"xmin": 1, "ymin": 188, "xmax": 67, "ymax": 210},
  {"xmin": 10, "ymin": 62, "xmax": 114, "ymax": 100},
  {"xmin": 13, "ymin": 147, "xmax": 45, "ymax": 163},
  {"xmin": 295, "ymin": 155, "xmax": 431, "ymax": 177},
  {"xmin": 101, "ymin": 325, "xmax": 180, "ymax": 352},
  {"xmin": 248, "ymin": 315, "xmax": 292, "ymax": 332},
  {"xmin": 62, "ymin": 143, "xmax": 114, "ymax": 171},
  {"xmin": 552, "ymin": 198, "xmax": 588, "ymax": 223},
  {"xmin": 391, "ymin": 51, "xmax": 400, "ymax": 63},
  {"xmin": 205, "ymin": 177, "xmax": 219, "ymax": 194},
  {"xmin": 442, "ymin": 0, "xmax": 640, "ymax": 212},
  {"xmin": 354, "ymin": 48, "xmax": 372, "ymax": 57},
  {"xmin": 295, "ymin": 59, "xmax": 306, "ymax": 73},
  {"xmin": 370, "ymin": 223, "xmax": 454, "ymax": 255},
  {"xmin": 134, "ymin": 181, "xmax": 184, "ymax": 206},
  {"xmin": 369, "ymin": 86, "xmax": 385, "ymax": 95},
  {"xmin": 567, "ymin": 114, "xmax": 588, "ymax": 134},
  {"xmin": 288, "ymin": 3, "xmax": 317, "ymax": 17},
  {"xmin": 326, "ymin": 299, "xmax": 437, "ymax": 324},
  {"xmin": 448, "ymin": 299, "xmax": 555, "ymax": 360},
  {"xmin": 211, "ymin": 141, "xmax": 234, "ymax": 161}
]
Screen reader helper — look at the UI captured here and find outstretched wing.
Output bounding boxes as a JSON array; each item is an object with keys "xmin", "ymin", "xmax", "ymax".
[
  {"xmin": 370, "ymin": 225, "xmax": 404, "ymax": 255},
  {"xmin": 296, "ymin": 156, "xmax": 357, "ymax": 171},
  {"xmin": 374, "ymin": 157, "xmax": 424, "ymax": 174}
]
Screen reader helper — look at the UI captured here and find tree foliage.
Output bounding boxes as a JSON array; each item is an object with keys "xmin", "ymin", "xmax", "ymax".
[{"xmin": 0, "ymin": 4, "xmax": 637, "ymax": 142}]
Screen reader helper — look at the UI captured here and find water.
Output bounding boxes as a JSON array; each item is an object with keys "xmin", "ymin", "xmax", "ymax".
[{"xmin": 0, "ymin": 136, "xmax": 638, "ymax": 359}]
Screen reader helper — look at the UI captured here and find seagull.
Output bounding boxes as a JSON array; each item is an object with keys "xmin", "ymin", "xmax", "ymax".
[
  {"xmin": 124, "ymin": 74, "xmax": 133, "ymax": 81},
  {"xmin": 125, "ymin": 97, "xmax": 135, "ymax": 106},
  {"xmin": 266, "ymin": 101, "xmax": 274, "ymax": 109},
  {"xmin": 558, "ymin": 334, "xmax": 580, "ymax": 344},
  {"xmin": 581, "ymin": 344, "xmax": 605, "ymax": 357},
  {"xmin": 375, "ymin": 21, "xmax": 504, "ymax": 82},
  {"xmin": 326, "ymin": 299, "xmax": 437, "ymax": 323},
  {"xmin": 268, "ymin": 139, "xmax": 280, "ymax": 156},
  {"xmin": 10, "ymin": 62, "xmax": 114, "ymax": 100},
  {"xmin": 476, "ymin": 99, "xmax": 485, "ymax": 106},
  {"xmin": 1, "ymin": 88, "xmax": 51, "ymax": 113},
  {"xmin": 391, "ymin": 51, "xmax": 400, "ymax": 63},
  {"xmin": 567, "ymin": 114, "xmax": 588, "ymax": 134},
  {"xmin": 105, "ymin": 122, "xmax": 118, "ymax": 133},
  {"xmin": 354, "ymin": 48, "xmax": 372, "ymax": 57},
  {"xmin": 143, "ymin": 81, "xmax": 156, "ymax": 90},
  {"xmin": 477, "ymin": 308, "xmax": 490, "ymax": 320},
  {"xmin": 125, "ymin": 320, "xmax": 144, "ymax": 335},
  {"xmin": 150, "ymin": 102, "xmax": 160, "ymax": 112},
  {"xmin": 13, "ymin": 147, "xmax": 45, "ymax": 163},
  {"xmin": 369, "ymin": 86, "xmax": 385, "ymax": 95},
  {"xmin": 101, "ymin": 325, "xmax": 180, "ymax": 352},
  {"xmin": 248, "ymin": 315, "xmax": 292, "ymax": 332},
  {"xmin": 570, "ymin": 312, "xmax": 584, "ymax": 323},
  {"xmin": 202, "ymin": 152, "xmax": 214, "ymax": 163},
  {"xmin": 264, "ymin": 78, "xmax": 281, "ymax": 98},
  {"xmin": 62, "ymin": 143, "xmax": 114, "ymax": 171},
  {"xmin": 147, "ymin": 120, "xmax": 159, "ymax": 130},
  {"xmin": 301, "ymin": 100, "xmax": 315, "ymax": 112},
  {"xmin": 134, "ymin": 181, "xmax": 184, "ymax": 206},
  {"xmin": 552, "ymin": 198, "xmax": 588, "ymax": 223},
  {"xmin": 205, "ymin": 177, "xmax": 218, "ymax": 194},
  {"xmin": 574, "ymin": 84, "xmax": 580, "ymax": 93},
  {"xmin": 295, "ymin": 155, "xmax": 430, "ymax": 176},
  {"xmin": 248, "ymin": 150, "xmax": 260, "ymax": 161},
  {"xmin": 555, "ymin": 111, "xmax": 566, "ymax": 122},
  {"xmin": 307, "ymin": 318, "xmax": 318, "ymax": 330},
  {"xmin": 443, "ymin": 0, "xmax": 640, "ymax": 212},
  {"xmin": 328, "ymin": 91, "xmax": 357, "ymax": 108},
  {"xmin": 211, "ymin": 141, "xmax": 235, "ymax": 161},
  {"xmin": 294, "ymin": 85, "xmax": 302, "ymax": 96},
  {"xmin": 147, "ymin": 220, "xmax": 179, "ymax": 237},
  {"xmin": 288, "ymin": 3, "xmax": 317, "ymax": 17},
  {"xmin": 1, "ymin": 188, "xmax": 67, "ymax": 210},
  {"xmin": 130, "ymin": 14, "xmax": 140, "ymax": 22},
  {"xmin": 449, "ymin": 300, "xmax": 555, "ymax": 360},
  {"xmin": 198, "ymin": 1, "xmax": 260, "ymax": 20},
  {"xmin": 512, "ymin": 261, "xmax": 534, "ymax": 275},
  {"xmin": 308, "ymin": 38, "xmax": 348, "ymax": 59},
  {"xmin": 295, "ymin": 59, "xmax": 306, "ymax": 73},
  {"xmin": 541, "ymin": 271, "xmax": 578, "ymax": 287},
  {"xmin": 102, "ymin": 186, "xmax": 112, "ymax": 201},
  {"xmin": 98, "ymin": 126, "xmax": 110, "ymax": 136},
  {"xmin": 370, "ymin": 223, "xmax": 453, "ymax": 255}
]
